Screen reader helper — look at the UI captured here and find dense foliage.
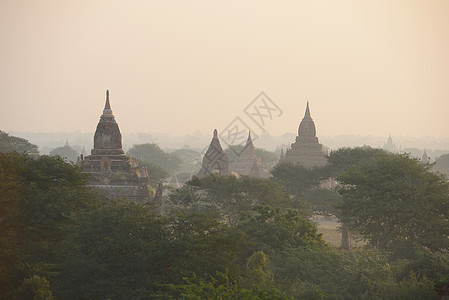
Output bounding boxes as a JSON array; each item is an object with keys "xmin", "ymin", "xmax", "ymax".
[
  {"xmin": 49, "ymin": 145, "xmax": 79, "ymax": 163},
  {"xmin": 1, "ymin": 150, "xmax": 448, "ymax": 299},
  {"xmin": 0, "ymin": 130, "xmax": 39, "ymax": 155},
  {"xmin": 337, "ymin": 152, "xmax": 449, "ymax": 258}
]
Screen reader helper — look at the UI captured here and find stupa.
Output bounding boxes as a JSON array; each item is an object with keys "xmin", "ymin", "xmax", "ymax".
[
  {"xmin": 279, "ymin": 102, "xmax": 327, "ymax": 168},
  {"xmin": 79, "ymin": 90, "xmax": 152, "ymax": 203}
]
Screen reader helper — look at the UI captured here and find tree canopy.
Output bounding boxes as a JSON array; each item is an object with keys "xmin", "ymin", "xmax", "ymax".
[
  {"xmin": 337, "ymin": 152, "xmax": 449, "ymax": 257},
  {"xmin": 127, "ymin": 143, "xmax": 181, "ymax": 175},
  {"xmin": 0, "ymin": 130, "xmax": 38, "ymax": 155}
]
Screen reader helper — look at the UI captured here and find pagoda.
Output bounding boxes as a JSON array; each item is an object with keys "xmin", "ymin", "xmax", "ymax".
[
  {"xmin": 279, "ymin": 102, "xmax": 327, "ymax": 168},
  {"xmin": 229, "ymin": 132, "xmax": 269, "ymax": 178},
  {"xmin": 197, "ymin": 129, "xmax": 229, "ymax": 177},
  {"xmin": 79, "ymin": 90, "xmax": 152, "ymax": 203}
]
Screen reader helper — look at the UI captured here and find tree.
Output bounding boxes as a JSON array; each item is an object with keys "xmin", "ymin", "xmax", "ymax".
[
  {"xmin": 0, "ymin": 153, "xmax": 99, "ymax": 298},
  {"xmin": 55, "ymin": 200, "xmax": 168, "ymax": 299},
  {"xmin": 136, "ymin": 159, "xmax": 169, "ymax": 188},
  {"xmin": 434, "ymin": 153, "xmax": 449, "ymax": 176},
  {"xmin": 0, "ymin": 130, "xmax": 38, "ymax": 155},
  {"xmin": 271, "ymin": 163, "xmax": 323, "ymax": 196},
  {"xmin": 238, "ymin": 204, "xmax": 324, "ymax": 254},
  {"xmin": 302, "ymin": 188, "xmax": 342, "ymax": 216},
  {"xmin": 128, "ymin": 143, "xmax": 181, "ymax": 175},
  {"xmin": 325, "ymin": 146, "xmax": 384, "ymax": 178},
  {"xmin": 49, "ymin": 145, "xmax": 79, "ymax": 163},
  {"xmin": 337, "ymin": 152, "xmax": 449, "ymax": 257},
  {"xmin": 181, "ymin": 175, "xmax": 306, "ymax": 226}
]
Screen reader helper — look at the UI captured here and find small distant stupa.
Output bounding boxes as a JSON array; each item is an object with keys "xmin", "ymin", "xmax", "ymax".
[
  {"xmin": 197, "ymin": 129, "xmax": 229, "ymax": 177},
  {"xmin": 79, "ymin": 90, "xmax": 154, "ymax": 205},
  {"xmin": 383, "ymin": 134, "xmax": 398, "ymax": 152},
  {"xmin": 279, "ymin": 102, "xmax": 327, "ymax": 168},
  {"xmin": 422, "ymin": 149, "xmax": 429, "ymax": 164},
  {"xmin": 229, "ymin": 132, "xmax": 269, "ymax": 178}
]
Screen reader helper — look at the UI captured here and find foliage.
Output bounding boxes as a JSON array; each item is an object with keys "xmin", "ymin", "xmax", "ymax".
[
  {"xmin": 337, "ymin": 152, "xmax": 449, "ymax": 257},
  {"xmin": 136, "ymin": 158, "xmax": 168, "ymax": 187},
  {"xmin": 182, "ymin": 175, "xmax": 308, "ymax": 225},
  {"xmin": 165, "ymin": 210, "xmax": 247, "ymax": 282},
  {"xmin": 49, "ymin": 145, "xmax": 79, "ymax": 163},
  {"xmin": 303, "ymin": 188, "xmax": 342, "ymax": 216},
  {"xmin": 0, "ymin": 130, "xmax": 39, "ymax": 155},
  {"xmin": 54, "ymin": 200, "xmax": 168, "ymax": 299},
  {"xmin": 0, "ymin": 153, "xmax": 99, "ymax": 298},
  {"xmin": 325, "ymin": 146, "xmax": 384, "ymax": 178},
  {"xmin": 2, "ymin": 150, "xmax": 447, "ymax": 299},
  {"xmin": 166, "ymin": 272, "xmax": 290, "ymax": 300},
  {"xmin": 238, "ymin": 204, "xmax": 324, "ymax": 254},
  {"xmin": 434, "ymin": 153, "xmax": 449, "ymax": 176},
  {"xmin": 271, "ymin": 162, "xmax": 323, "ymax": 196},
  {"xmin": 128, "ymin": 143, "xmax": 182, "ymax": 175}
]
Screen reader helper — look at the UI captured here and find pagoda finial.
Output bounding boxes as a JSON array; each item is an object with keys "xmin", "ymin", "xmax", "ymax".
[
  {"xmin": 247, "ymin": 131, "xmax": 252, "ymax": 142},
  {"xmin": 213, "ymin": 129, "xmax": 218, "ymax": 138},
  {"xmin": 304, "ymin": 101, "xmax": 311, "ymax": 118},
  {"xmin": 105, "ymin": 90, "xmax": 111, "ymax": 109}
]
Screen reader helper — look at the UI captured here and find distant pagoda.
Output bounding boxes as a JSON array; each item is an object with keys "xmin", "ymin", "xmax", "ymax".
[
  {"xmin": 383, "ymin": 134, "xmax": 398, "ymax": 152},
  {"xmin": 279, "ymin": 102, "xmax": 327, "ymax": 168},
  {"xmin": 197, "ymin": 129, "xmax": 229, "ymax": 177},
  {"xmin": 230, "ymin": 132, "xmax": 269, "ymax": 178},
  {"xmin": 79, "ymin": 90, "xmax": 153, "ymax": 204}
]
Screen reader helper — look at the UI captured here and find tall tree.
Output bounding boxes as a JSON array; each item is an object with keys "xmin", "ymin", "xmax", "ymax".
[
  {"xmin": 271, "ymin": 163, "xmax": 323, "ymax": 197},
  {"xmin": 337, "ymin": 152, "xmax": 449, "ymax": 257},
  {"xmin": 0, "ymin": 153, "xmax": 98, "ymax": 298},
  {"xmin": 0, "ymin": 130, "xmax": 38, "ymax": 155}
]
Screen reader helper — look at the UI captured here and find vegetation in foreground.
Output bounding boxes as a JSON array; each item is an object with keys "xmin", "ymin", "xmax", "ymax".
[{"xmin": 1, "ymin": 135, "xmax": 449, "ymax": 299}]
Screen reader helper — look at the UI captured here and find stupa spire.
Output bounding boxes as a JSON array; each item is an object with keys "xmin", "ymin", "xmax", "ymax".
[
  {"xmin": 105, "ymin": 90, "xmax": 111, "ymax": 109},
  {"xmin": 304, "ymin": 101, "xmax": 311, "ymax": 118},
  {"xmin": 102, "ymin": 89, "xmax": 113, "ymax": 116}
]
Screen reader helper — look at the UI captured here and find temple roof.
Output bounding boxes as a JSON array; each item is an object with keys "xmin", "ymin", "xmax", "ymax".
[
  {"xmin": 92, "ymin": 90, "xmax": 124, "ymax": 155},
  {"xmin": 197, "ymin": 129, "xmax": 229, "ymax": 177},
  {"xmin": 241, "ymin": 131, "xmax": 256, "ymax": 157},
  {"xmin": 298, "ymin": 101, "xmax": 317, "ymax": 137}
]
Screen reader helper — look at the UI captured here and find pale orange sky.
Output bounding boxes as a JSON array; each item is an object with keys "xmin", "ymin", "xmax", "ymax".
[{"xmin": 1, "ymin": 0, "xmax": 449, "ymax": 138}]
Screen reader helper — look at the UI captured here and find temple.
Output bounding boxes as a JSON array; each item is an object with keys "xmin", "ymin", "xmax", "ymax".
[
  {"xmin": 279, "ymin": 102, "xmax": 327, "ymax": 168},
  {"xmin": 229, "ymin": 132, "xmax": 269, "ymax": 178},
  {"xmin": 197, "ymin": 129, "xmax": 229, "ymax": 177},
  {"xmin": 384, "ymin": 134, "xmax": 398, "ymax": 152},
  {"xmin": 79, "ymin": 90, "xmax": 153, "ymax": 204}
]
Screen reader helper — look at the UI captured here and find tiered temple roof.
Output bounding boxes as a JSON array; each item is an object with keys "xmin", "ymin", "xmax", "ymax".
[
  {"xmin": 79, "ymin": 90, "xmax": 153, "ymax": 204},
  {"xmin": 279, "ymin": 102, "xmax": 327, "ymax": 168},
  {"xmin": 197, "ymin": 129, "xmax": 229, "ymax": 177},
  {"xmin": 230, "ymin": 132, "xmax": 269, "ymax": 178}
]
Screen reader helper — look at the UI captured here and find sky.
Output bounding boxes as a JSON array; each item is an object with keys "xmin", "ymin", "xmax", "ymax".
[{"xmin": 1, "ymin": 0, "xmax": 449, "ymax": 140}]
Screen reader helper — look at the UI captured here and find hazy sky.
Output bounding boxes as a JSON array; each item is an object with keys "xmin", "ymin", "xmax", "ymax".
[{"xmin": 1, "ymin": 0, "xmax": 449, "ymax": 139}]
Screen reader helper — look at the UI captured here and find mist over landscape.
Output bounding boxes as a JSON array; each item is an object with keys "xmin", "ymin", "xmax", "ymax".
[{"xmin": 2, "ymin": 1, "xmax": 449, "ymax": 299}]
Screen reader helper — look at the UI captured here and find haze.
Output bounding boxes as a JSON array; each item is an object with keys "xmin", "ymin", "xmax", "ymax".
[{"xmin": 1, "ymin": 0, "xmax": 449, "ymax": 139}]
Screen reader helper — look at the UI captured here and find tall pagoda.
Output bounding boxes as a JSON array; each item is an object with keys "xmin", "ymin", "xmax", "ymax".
[
  {"xmin": 79, "ymin": 90, "xmax": 152, "ymax": 203},
  {"xmin": 279, "ymin": 102, "xmax": 327, "ymax": 168}
]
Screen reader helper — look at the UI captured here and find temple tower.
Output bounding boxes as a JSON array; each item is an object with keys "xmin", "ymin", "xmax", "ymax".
[
  {"xmin": 197, "ymin": 129, "xmax": 229, "ymax": 177},
  {"xmin": 230, "ymin": 132, "xmax": 269, "ymax": 177},
  {"xmin": 279, "ymin": 102, "xmax": 327, "ymax": 168},
  {"xmin": 80, "ymin": 90, "xmax": 153, "ymax": 204}
]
